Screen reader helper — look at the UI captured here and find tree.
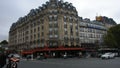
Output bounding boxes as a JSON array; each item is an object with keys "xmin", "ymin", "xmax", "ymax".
[
  {"xmin": 104, "ymin": 24, "xmax": 120, "ymax": 48},
  {"xmin": 0, "ymin": 40, "xmax": 8, "ymax": 52},
  {"xmin": 0, "ymin": 40, "xmax": 8, "ymax": 45}
]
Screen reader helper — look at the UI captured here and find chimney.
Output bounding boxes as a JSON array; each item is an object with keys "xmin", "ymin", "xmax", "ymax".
[{"xmin": 49, "ymin": 0, "xmax": 58, "ymax": 3}]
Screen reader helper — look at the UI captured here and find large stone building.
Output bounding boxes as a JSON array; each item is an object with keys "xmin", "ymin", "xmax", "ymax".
[
  {"xmin": 79, "ymin": 16, "xmax": 116, "ymax": 50},
  {"xmin": 79, "ymin": 17, "xmax": 107, "ymax": 49},
  {"xmin": 9, "ymin": 0, "xmax": 81, "ymax": 57},
  {"xmin": 9, "ymin": 0, "xmax": 117, "ymax": 57}
]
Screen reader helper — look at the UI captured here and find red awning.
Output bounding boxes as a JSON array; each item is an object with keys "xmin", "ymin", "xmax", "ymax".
[
  {"xmin": 21, "ymin": 51, "xmax": 33, "ymax": 55},
  {"xmin": 34, "ymin": 47, "xmax": 85, "ymax": 52},
  {"xmin": 21, "ymin": 47, "xmax": 85, "ymax": 55}
]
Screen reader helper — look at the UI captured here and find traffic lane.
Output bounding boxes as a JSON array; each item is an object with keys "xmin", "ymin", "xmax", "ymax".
[
  {"xmin": 19, "ymin": 60, "xmax": 76, "ymax": 68},
  {"xmin": 19, "ymin": 57, "xmax": 120, "ymax": 68}
]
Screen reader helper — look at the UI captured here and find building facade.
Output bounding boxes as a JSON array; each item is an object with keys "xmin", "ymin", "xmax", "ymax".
[
  {"xmin": 79, "ymin": 16, "xmax": 116, "ymax": 50},
  {"xmin": 9, "ymin": 0, "xmax": 81, "ymax": 57},
  {"xmin": 79, "ymin": 17, "xmax": 107, "ymax": 49},
  {"xmin": 9, "ymin": 0, "xmax": 117, "ymax": 57}
]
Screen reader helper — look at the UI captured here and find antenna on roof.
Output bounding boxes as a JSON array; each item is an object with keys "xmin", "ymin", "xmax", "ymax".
[{"xmin": 96, "ymin": 13, "xmax": 98, "ymax": 16}]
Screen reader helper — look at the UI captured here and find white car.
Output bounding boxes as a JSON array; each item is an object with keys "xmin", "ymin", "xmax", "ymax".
[{"xmin": 101, "ymin": 53, "xmax": 115, "ymax": 59}]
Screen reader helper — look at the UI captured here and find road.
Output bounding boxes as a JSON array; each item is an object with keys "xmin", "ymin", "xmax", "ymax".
[{"xmin": 4, "ymin": 57, "xmax": 120, "ymax": 68}]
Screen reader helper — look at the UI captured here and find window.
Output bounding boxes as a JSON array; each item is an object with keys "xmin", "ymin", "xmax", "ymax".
[
  {"xmin": 31, "ymin": 30, "xmax": 33, "ymax": 33},
  {"xmin": 31, "ymin": 24, "xmax": 33, "ymax": 28},
  {"xmin": 49, "ymin": 42, "xmax": 52, "ymax": 46},
  {"xmin": 55, "ymin": 35, "xmax": 58, "ymax": 38},
  {"xmin": 53, "ymin": 42, "xmax": 58, "ymax": 46},
  {"xmin": 54, "ymin": 21, "xmax": 57, "ymax": 24},
  {"xmin": 25, "ymin": 31, "xmax": 29, "ymax": 35},
  {"xmin": 75, "ymin": 26, "xmax": 78, "ymax": 29},
  {"xmin": 53, "ymin": 10, "xmax": 57, "ymax": 14},
  {"xmin": 69, "ymin": 18, "xmax": 73, "ymax": 22},
  {"xmin": 34, "ymin": 22, "xmax": 36, "ymax": 27},
  {"xmin": 54, "ymin": 30, "xmax": 58, "ymax": 35},
  {"xmin": 76, "ymin": 32, "xmax": 79, "ymax": 36},
  {"xmin": 41, "ymin": 26, "xmax": 44, "ymax": 30},
  {"xmin": 41, "ymin": 32, "xmax": 44, "ymax": 36},
  {"xmin": 49, "ymin": 10, "xmax": 52, "ymax": 14},
  {"xmin": 41, "ymin": 19, "xmax": 44, "ymax": 24},
  {"xmin": 49, "ymin": 35, "xmax": 53, "ymax": 38},
  {"xmin": 23, "ymin": 38, "xmax": 24, "ymax": 42},
  {"xmin": 49, "ymin": 28, "xmax": 53, "ymax": 31},
  {"xmin": 49, "ymin": 32, "xmax": 52, "ymax": 36},
  {"xmin": 64, "ymin": 37, "xmax": 68, "ymax": 40},
  {"xmin": 64, "ymin": 16, "xmax": 67, "ymax": 22},
  {"xmin": 54, "ymin": 23, "xmax": 58, "ymax": 27},
  {"xmin": 54, "ymin": 28, "xmax": 58, "ymax": 31},
  {"xmin": 70, "ymin": 27, "xmax": 73, "ymax": 34},
  {"xmin": 64, "ymin": 24, "xmax": 67, "ymax": 28},
  {"xmin": 38, "ymin": 33, "xmax": 40, "ymax": 39},
  {"xmin": 37, "ymin": 39, "xmax": 40, "ymax": 44},
  {"xmin": 34, "ymin": 34, "xmax": 36, "ymax": 39},
  {"xmin": 64, "ymin": 22, "xmax": 67, "ymax": 24},
  {"xmin": 51, "ymin": 4, "xmax": 56, "ymax": 7},
  {"xmin": 34, "ymin": 28, "xmax": 36, "ymax": 32},
  {"xmin": 54, "ymin": 15, "xmax": 58, "ymax": 21},
  {"xmin": 43, "ymin": 5, "xmax": 46, "ymax": 9},
  {"xmin": 49, "ymin": 24, "xmax": 53, "ymax": 28},
  {"xmin": 68, "ymin": 6, "xmax": 71, "ymax": 9},
  {"xmin": 49, "ymin": 15, "xmax": 52, "ymax": 21},
  {"xmin": 62, "ymin": 4, "xmax": 65, "ymax": 8},
  {"xmin": 37, "ymin": 21, "xmax": 40, "ymax": 25},
  {"xmin": 31, "ymin": 35, "xmax": 33, "ymax": 39},
  {"xmin": 65, "ymin": 31, "xmax": 67, "ymax": 35},
  {"xmin": 38, "ymin": 27, "xmax": 40, "ymax": 31},
  {"xmin": 49, "ymin": 22, "xmax": 52, "ymax": 24}
]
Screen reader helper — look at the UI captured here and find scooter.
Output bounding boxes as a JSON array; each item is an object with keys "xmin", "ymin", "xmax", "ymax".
[
  {"xmin": 6, "ymin": 58, "xmax": 19, "ymax": 68},
  {"xmin": 11, "ymin": 61, "xmax": 17, "ymax": 68}
]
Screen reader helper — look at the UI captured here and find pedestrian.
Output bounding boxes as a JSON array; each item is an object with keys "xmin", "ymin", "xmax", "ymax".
[{"xmin": 0, "ymin": 52, "xmax": 7, "ymax": 68}]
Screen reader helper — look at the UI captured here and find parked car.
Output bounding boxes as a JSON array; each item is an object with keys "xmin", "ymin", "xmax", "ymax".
[
  {"xmin": 101, "ymin": 53, "xmax": 115, "ymax": 59},
  {"xmin": 97, "ymin": 53, "xmax": 103, "ymax": 58}
]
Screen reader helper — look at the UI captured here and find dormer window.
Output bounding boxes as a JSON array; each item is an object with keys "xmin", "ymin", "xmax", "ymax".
[
  {"xmin": 46, "ymin": 1, "xmax": 49, "ymax": 5},
  {"xmin": 42, "ymin": 4, "xmax": 46, "ymax": 9},
  {"xmin": 73, "ymin": 7, "xmax": 75, "ymax": 10},
  {"xmin": 65, "ymin": 2, "xmax": 69, "ymax": 5},
  {"xmin": 51, "ymin": 4, "xmax": 56, "ymax": 7},
  {"xmin": 39, "ymin": 7, "xmax": 42, "ymax": 11},
  {"xmin": 43, "ymin": 6, "xmax": 46, "ymax": 9},
  {"xmin": 62, "ymin": 4, "xmax": 65, "ymax": 8},
  {"xmin": 68, "ymin": 6, "xmax": 71, "ymax": 9},
  {"xmin": 35, "ymin": 9, "xmax": 39, "ymax": 13}
]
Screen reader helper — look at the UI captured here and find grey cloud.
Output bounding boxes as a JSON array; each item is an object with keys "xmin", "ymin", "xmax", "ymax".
[
  {"xmin": 0, "ymin": 0, "xmax": 120, "ymax": 42},
  {"xmin": 0, "ymin": 34, "xmax": 8, "ymax": 42}
]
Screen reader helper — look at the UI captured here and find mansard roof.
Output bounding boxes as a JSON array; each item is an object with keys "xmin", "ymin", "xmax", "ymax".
[{"xmin": 10, "ymin": 0, "xmax": 78, "ymax": 31}]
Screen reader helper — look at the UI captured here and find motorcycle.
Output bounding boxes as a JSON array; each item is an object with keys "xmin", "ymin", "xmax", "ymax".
[
  {"xmin": 11, "ymin": 61, "xmax": 17, "ymax": 68},
  {"xmin": 6, "ymin": 58, "xmax": 19, "ymax": 68}
]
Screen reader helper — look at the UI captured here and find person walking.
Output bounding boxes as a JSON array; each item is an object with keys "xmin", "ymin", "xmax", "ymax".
[{"xmin": 0, "ymin": 52, "xmax": 7, "ymax": 68}]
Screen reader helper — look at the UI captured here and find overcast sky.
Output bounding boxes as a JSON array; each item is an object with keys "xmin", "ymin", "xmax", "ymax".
[{"xmin": 0, "ymin": 0, "xmax": 120, "ymax": 42}]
